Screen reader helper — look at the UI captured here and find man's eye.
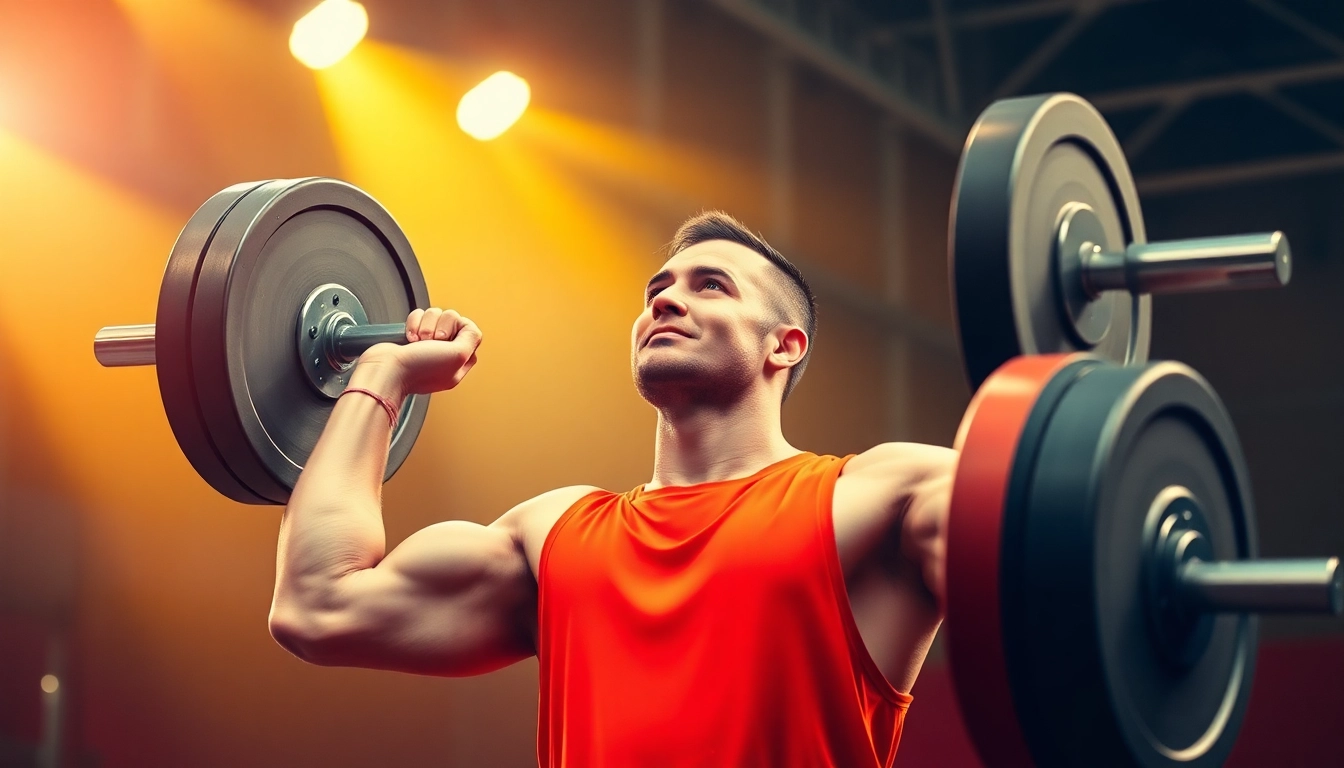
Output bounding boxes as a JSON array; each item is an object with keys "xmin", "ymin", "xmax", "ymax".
[{"xmin": 704, "ymin": 279, "xmax": 723, "ymax": 291}]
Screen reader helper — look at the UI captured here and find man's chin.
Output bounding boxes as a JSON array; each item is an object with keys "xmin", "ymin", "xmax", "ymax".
[{"xmin": 634, "ymin": 368, "xmax": 751, "ymax": 409}]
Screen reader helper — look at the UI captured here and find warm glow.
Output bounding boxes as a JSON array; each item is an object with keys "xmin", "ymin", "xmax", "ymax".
[
  {"xmin": 290, "ymin": 0, "xmax": 368, "ymax": 70},
  {"xmin": 457, "ymin": 71, "xmax": 530, "ymax": 141},
  {"xmin": 41, "ymin": 675, "xmax": 59, "ymax": 694}
]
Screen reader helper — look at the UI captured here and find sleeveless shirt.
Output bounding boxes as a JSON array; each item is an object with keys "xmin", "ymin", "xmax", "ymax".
[{"xmin": 536, "ymin": 452, "xmax": 912, "ymax": 767}]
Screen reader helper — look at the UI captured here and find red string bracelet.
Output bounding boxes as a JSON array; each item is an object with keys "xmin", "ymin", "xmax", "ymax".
[{"xmin": 340, "ymin": 387, "xmax": 400, "ymax": 430}]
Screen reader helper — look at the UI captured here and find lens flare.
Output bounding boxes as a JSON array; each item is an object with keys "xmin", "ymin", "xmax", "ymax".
[
  {"xmin": 290, "ymin": 0, "xmax": 368, "ymax": 70},
  {"xmin": 457, "ymin": 71, "xmax": 530, "ymax": 141}
]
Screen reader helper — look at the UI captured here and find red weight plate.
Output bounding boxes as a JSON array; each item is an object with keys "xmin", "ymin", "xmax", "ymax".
[{"xmin": 945, "ymin": 353, "xmax": 1095, "ymax": 768}]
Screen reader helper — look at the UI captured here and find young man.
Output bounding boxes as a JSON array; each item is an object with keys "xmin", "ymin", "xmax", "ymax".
[{"xmin": 269, "ymin": 212, "xmax": 956, "ymax": 767}]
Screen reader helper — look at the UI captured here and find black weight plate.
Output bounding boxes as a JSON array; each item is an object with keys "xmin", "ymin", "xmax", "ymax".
[
  {"xmin": 951, "ymin": 93, "xmax": 1152, "ymax": 392},
  {"xmin": 1010, "ymin": 362, "xmax": 1256, "ymax": 767},
  {"xmin": 156, "ymin": 180, "xmax": 273, "ymax": 504},
  {"xmin": 191, "ymin": 178, "xmax": 431, "ymax": 505}
]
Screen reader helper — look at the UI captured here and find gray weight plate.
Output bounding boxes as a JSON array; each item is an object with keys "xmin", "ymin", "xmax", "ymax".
[
  {"xmin": 951, "ymin": 93, "xmax": 1151, "ymax": 392},
  {"xmin": 156, "ymin": 180, "xmax": 274, "ymax": 505},
  {"xmin": 189, "ymin": 178, "xmax": 430, "ymax": 505},
  {"xmin": 1013, "ymin": 361, "xmax": 1256, "ymax": 767}
]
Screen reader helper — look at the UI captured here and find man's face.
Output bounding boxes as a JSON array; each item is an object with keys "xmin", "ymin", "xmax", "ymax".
[{"xmin": 630, "ymin": 240, "xmax": 790, "ymax": 409}]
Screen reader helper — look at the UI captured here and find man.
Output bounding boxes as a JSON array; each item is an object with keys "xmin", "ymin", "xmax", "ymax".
[{"xmin": 269, "ymin": 212, "xmax": 956, "ymax": 767}]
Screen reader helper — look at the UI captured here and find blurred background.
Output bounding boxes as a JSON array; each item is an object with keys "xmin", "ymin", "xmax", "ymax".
[{"xmin": 0, "ymin": 0, "xmax": 1341, "ymax": 765}]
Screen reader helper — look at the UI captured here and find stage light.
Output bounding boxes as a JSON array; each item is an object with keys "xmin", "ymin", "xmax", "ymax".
[
  {"xmin": 290, "ymin": 0, "xmax": 368, "ymax": 70},
  {"xmin": 457, "ymin": 71, "xmax": 530, "ymax": 141}
]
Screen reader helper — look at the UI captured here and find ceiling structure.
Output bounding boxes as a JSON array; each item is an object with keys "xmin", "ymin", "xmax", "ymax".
[{"xmin": 709, "ymin": 0, "xmax": 1344, "ymax": 195}]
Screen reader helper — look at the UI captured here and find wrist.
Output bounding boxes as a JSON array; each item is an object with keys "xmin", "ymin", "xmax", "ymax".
[{"xmin": 348, "ymin": 356, "xmax": 409, "ymax": 403}]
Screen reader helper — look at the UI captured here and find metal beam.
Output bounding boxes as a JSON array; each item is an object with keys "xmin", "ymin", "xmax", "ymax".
[
  {"xmin": 879, "ymin": 0, "xmax": 1157, "ymax": 38},
  {"xmin": 929, "ymin": 0, "xmax": 963, "ymax": 117},
  {"xmin": 634, "ymin": 0, "xmax": 664, "ymax": 136},
  {"xmin": 992, "ymin": 0, "xmax": 1107, "ymax": 100},
  {"xmin": 1245, "ymin": 0, "xmax": 1344, "ymax": 59},
  {"xmin": 879, "ymin": 119, "xmax": 927, "ymax": 438},
  {"xmin": 1136, "ymin": 151, "xmax": 1344, "ymax": 196},
  {"xmin": 705, "ymin": 0, "xmax": 964, "ymax": 153},
  {"xmin": 1254, "ymin": 89, "xmax": 1344, "ymax": 148},
  {"xmin": 766, "ymin": 45, "xmax": 794, "ymax": 245},
  {"xmin": 1090, "ymin": 60, "xmax": 1344, "ymax": 111},
  {"xmin": 1122, "ymin": 97, "xmax": 1189, "ymax": 160}
]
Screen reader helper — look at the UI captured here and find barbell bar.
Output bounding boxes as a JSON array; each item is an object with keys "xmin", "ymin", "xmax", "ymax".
[{"xmin": 95, "ymin": 319, "xmax": 410, "ymax": 371}]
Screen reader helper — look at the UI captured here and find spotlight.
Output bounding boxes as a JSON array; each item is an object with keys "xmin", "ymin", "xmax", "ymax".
[
  {"xmin": 290, "ymin": 0, "xmax": 368, "ymax": 70},
  {"xmin": 457, "ymin": 71, "xmax": 531, "ymax": 141}
]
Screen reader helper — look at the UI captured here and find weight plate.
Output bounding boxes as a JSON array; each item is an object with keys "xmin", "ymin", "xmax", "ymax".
[
  {"xmin": 189, "ymin": 178, "xmax": 430, "ymax": 505},
  {"xmin": 951, "ymin": 93, "xmax": 1151, "ymax": 392},
  {"xmin": 946, "ymin": 352, "xmax": 1102, "ymax": 768},
  {"xmin": 156, "ymin": 180, "xmax": 273, "ymax": 504},
  {"xmin": 1014, "ymin": 361, "xmax": 1257, "ymax": 767}
]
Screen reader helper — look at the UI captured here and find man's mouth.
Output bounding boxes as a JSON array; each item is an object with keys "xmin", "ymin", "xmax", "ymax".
[{"xmin": 645, "ymin": 327, "xmax": 691, "ymax": 346}]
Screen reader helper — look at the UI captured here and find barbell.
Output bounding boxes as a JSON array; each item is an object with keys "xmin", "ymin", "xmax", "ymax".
[
  {"xmin": 950, "ymin": 93, "xmax": 1291, "ymax": 391},
  {"xmin": 92, "ymin": 93, "xmax": 1340, "ymax": 767},
  {"xmin": 95, "ymin": 177, "xmax": 429, "ymax": 504},
  {"xmin": 944, "ymin": 92, "xmax": 1338, "ymax": 768},
  {"xmin": 948, "ymin": 352, "xmax": 1340, "ymax": 767}
]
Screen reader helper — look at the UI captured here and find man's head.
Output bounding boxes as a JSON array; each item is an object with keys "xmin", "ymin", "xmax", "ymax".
[{"xmin": 630, "ymin": 211, "xmax": 817, "ymax": 409}]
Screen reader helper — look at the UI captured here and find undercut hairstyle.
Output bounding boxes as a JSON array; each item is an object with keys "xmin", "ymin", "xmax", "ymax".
[{"xmin": 667, "ymin": 211, "xmax": 818, "ymax": 404}]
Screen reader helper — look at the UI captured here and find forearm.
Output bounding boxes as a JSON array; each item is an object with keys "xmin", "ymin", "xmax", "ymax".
[{"xmin": 274, "ymin": 359, "xmax": 407, "ymax": 611}]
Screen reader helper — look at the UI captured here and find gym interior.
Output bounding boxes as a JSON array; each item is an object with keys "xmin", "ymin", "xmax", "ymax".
[{"xmin": 1, "ymin": 0, "xmax": 1342, "ymax": 765}]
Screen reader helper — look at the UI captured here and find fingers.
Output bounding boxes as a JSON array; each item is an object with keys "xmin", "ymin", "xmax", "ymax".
[
  {"xmin": 404, "ymin": 308, "xmax": 483, "ymax": 351},
  {"xmin": 405, "ymin": 308, "xmax": 424, "ymax": 340},
  {"xmin": 405, "ymin": 308, "xmax": 454, "ymax": 342}
]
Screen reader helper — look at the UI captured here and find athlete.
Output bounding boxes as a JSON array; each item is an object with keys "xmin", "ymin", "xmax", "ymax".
[{"xmin": 269, "ymin": 211, "xmax": 956, "ymax": 767}]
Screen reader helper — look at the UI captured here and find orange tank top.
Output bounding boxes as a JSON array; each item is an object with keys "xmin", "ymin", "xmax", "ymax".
[{"xmin": 536, "ymin": 452, "xmax": 912, "ymax": 767}]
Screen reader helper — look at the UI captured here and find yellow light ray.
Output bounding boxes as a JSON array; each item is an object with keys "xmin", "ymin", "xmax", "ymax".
[
  {"xmin": 516, "ymin": 108, "xmax": 769, "ymax": 223},
  {"xmin": 111, "ymin": 0, "xmax": 337, "ymax": 178},
  {"xmin": 0, "ymin": 127, "xmax": 185, "ymax": 509}
]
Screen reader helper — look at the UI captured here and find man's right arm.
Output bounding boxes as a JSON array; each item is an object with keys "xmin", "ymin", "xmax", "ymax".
[
  {"xmin": 268, "ymin": 308, "xmax": 561, "ymax": 677},
  {"xmin": 270, "ymin": 488, "xmax": 578, "ymax": 677}
]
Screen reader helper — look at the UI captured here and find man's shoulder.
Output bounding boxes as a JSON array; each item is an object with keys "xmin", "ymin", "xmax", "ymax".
[
  {"xmin": 841, "ymin": 441, "xmax": 957, "ymax": 481},
  {"xmin": 495, "ymin": 485, "xmax": 609, "ymax": 578},
  {"xmin": 506, "ymin": 484, "xmax": 607, "ymax": 528}
]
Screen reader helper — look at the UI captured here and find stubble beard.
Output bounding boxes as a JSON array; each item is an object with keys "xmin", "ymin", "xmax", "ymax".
[{"xmin": 632, "ymin": 341, "xmax": 758, "ymax": 411}]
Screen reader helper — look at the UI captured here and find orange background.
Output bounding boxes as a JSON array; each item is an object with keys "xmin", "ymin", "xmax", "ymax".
[{"xmin": 0, "ymin": 1, "xmax": 963, "ymax": 764}]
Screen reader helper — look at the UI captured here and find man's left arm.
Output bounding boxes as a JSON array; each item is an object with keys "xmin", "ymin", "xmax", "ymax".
[{"xmin": 896, "ymin": 448, "xmax": 955, "ymax": 610}]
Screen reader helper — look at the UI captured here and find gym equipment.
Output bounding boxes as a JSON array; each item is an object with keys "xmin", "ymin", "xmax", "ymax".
[
  {"xmin": 945, "ymin": 353, "xmax": 1341, "ymax": 768},
  {"xmin": 94, "ymin": 178, "xmax": 429, "ymax": 504},
  {"xmin": 949, "ymin": 93, "xmax": 1291, "ymax": 392}
]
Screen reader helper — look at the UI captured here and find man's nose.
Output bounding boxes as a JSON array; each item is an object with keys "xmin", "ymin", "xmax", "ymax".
[{"xmin": 651, "ymin": 289, "xmax": 687, "ymax": 318}]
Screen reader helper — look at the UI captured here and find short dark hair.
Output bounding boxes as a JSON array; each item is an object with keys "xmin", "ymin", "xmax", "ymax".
[{"xmin": 667, "ymin": 211, "xmax": 817, "ymax": 403}]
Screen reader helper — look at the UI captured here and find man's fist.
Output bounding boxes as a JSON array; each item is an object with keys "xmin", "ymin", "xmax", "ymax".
[{"xmin": 359, "ymin": 308, "xmax": 482, "ymax": 396}]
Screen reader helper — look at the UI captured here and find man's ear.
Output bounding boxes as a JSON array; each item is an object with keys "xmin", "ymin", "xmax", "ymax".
[{"xmin": 768, "ymin": 326, "xmax": 808, "ymax": 370}]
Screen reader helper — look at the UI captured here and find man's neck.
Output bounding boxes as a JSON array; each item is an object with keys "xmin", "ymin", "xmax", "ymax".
[{"xmin": 645, "ymin": 393, "xmax": 800, "ymax": 490}]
